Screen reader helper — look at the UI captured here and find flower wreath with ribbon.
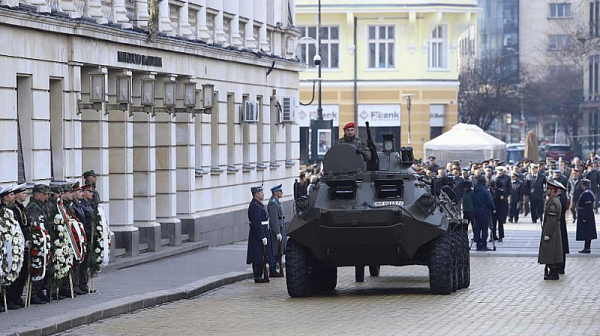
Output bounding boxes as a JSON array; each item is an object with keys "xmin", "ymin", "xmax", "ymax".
[
  {"xmin": 89, "ymin": 205, "xmax": 111, "ymax": 277},
  {"xmin": 0, "ymin": 207, "xmax": 25, "ymax": 286},
  {"xmin": 51, "ymin": 211, "xmax": 74, "ymax": 281},
  {"xmin": 29, "ymin": 215, "xmax": 52, "ymax": 281}
]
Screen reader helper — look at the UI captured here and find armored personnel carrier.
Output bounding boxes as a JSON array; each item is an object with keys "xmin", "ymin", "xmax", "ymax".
[{"xmin": 286, "ymin": 134, "xmax": 469, "ymax": 297}]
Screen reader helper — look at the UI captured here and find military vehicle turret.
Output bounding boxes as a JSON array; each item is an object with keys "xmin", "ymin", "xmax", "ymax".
[{"xmin": 286, "ymin": 133, "xmax": 470, "ymax": 297}]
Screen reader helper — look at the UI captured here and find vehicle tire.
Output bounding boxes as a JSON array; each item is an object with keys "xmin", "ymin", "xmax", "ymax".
[
  {"xmin": 454, "ymin": 227, "xmax": 465, "ymax": 290},
  {"xmin": 313, "ymin": 265, "xmax": 337, "ymax": 292},
  {"xmin": 286, "ymin": 239, "xmax": 313, "ymax": 297},
  {"xmin": 428, "ymin": 231, "xmax": 453, "ymax": 295},
  {"xmin": 369, "ymin": 265, "xmax": 381, "ymax": 277},
  {"xmin": 355, "ymin": 266, "xmax": 365, "ymax": 282},
  {"xmin": 450, "ymin": 229, "xmax": 459, "ymax": 292},
  {"xmin": 461, "ymin": 226, "xmax": 471, "ymax": 288}
]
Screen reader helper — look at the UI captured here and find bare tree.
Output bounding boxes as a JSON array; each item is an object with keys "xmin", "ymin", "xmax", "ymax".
[{"xmin": 458, "ymin": 52, "xmax": 521, "ymax": 131}]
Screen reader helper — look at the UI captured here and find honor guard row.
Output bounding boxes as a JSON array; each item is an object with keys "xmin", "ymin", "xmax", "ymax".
[
  {"xmin": 247, "ymin": 184, "xmax": 286, "ymax": 283},
  {"xmin": 0, "ymin": 170, "xmax": 110, "ymax": 313}
]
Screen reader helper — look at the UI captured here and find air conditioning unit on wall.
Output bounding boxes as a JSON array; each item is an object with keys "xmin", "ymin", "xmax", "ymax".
[
  {"xmin": 279, "ymin": 96, "xmax": 295, "ymax": 123},
  {"xmin": 241, "ymin": 101, "xmax": 259, "ymax": 123}
]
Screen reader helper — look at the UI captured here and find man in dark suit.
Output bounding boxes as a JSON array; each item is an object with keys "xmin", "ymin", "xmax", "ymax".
[
  {"xmin": 490, "ymin": 167, "xmax": 511, "ymax": 241},
  {"xmin": 583, "ymin": 163, "xmax": 600, "ymax": 213},
  {"xmin": 525, "ymin": 164, "xmax": 547, "ymax": 224},
  {"xmin": 247, "ymin": 186, "xmax": 270, "ymax": 283},
  {"xmin": 509, "ymin": 172, "xmax": 523, "ymax": 223}
]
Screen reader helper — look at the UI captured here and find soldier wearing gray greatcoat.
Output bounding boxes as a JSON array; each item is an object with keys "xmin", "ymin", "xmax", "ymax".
[
  {"xmin": 538, "ymin": 180, "xmax": 564, "ymax": 280},
  {"xmin": 267, "ymin": 184, "xmax": 285, "ymax": 277}
]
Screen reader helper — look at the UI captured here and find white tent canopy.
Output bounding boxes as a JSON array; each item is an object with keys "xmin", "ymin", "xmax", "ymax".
[{"xmin": 423, "ymin": 123, "xmax": 507, "ymax": 165}]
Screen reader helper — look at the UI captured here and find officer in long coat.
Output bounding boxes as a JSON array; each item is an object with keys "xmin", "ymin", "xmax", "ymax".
[
  {"xmin": 491, "ymin": 167, "xmax": 510, "ymax": 241},
  {"xmin": 247, "ymin": 186, "xmax": 270, "ymax": 283},
  {"xmin": 508, "ymin": 172, "xmax": 523, "ymax": 223},
  {"xmin": 267, "ymin": 184, "xmax": 285, "ymax": 277},
  {"xmin": 538, "ymin": 179, "xmax": 564, "ymax": 280},
  {"xmin": 557, "ymin": 181, "xmax": 569, "ymax": 274},
  {"xmin": 7, "ymin": 184, "xmax": 31, "ymax": 308},
  {"xmin": 576, "ymin": 179, "xmax": 597, "ymax": 253},
  {"xmin": 472, "ymin": 176, "xmax": 495, "ymax": 251},
  {"xmin": 525, "ymin": 164, "xmax": 546, "ymax": 224}
]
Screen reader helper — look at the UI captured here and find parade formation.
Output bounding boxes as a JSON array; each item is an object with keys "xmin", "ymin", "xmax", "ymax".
[{"xmin": 0, "ymin": 171, "xmax": 110, "ymax": 312}]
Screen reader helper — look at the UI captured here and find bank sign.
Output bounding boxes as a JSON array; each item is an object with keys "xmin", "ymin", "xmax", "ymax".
[
  {"xmin": 296, "ymin": 105, "xmax": 340, "ymax": 127},
  {"xmin": 358, "ymin": 105, "xmax": 401, "ymax": 127}
]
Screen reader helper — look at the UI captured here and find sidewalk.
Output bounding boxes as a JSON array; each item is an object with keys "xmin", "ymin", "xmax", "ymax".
[
  {"xmin": 1, "ymin": 214, "xmax": 598, "ymax": 336},
  {"xmin": 0, "ymin": 242, "xmax": 251, "ymax": 336}
]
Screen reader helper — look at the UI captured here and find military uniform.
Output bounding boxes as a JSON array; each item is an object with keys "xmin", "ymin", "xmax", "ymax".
[
  {"xmin": 25, "ymin": 184, "xmax": 52, "ymax": 304},
  {"xmin": 247, "ymin": 186, "xmax": 270, "ymax": 283},
  {"xmin": 71, "ymin": 185, "xmax": 94, "ymax": 294},
  {"xmin": 538, "ymin": 182, "xmax": 563, "ymax": 280},
  {"xmin": 83, "ymin": 170, "xmax": 100, "ymax": 209},
  {"xmin": 6, "ymin": 184, "xmax": 30, "ymax": 308},
  {"xmin": 335, "ymin": 136, "xmax": 371, "ymax": 161},
  {"xmin": 576, "ymin": 186, "xmax": 597, "ymax": 253},
  {"xmin": 267, "ymin": 184, "xmax": 285, "ymax": 277}
]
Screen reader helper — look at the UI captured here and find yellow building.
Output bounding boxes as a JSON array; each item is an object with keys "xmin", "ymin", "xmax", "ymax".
[{"xmin": 295, "ymin": 0, "xmax": 478, "ymax": 161}]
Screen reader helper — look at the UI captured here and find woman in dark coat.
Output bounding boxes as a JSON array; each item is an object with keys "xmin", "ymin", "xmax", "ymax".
[{"xmin": 576, "ymin": 179, "xmax": 597, "ymax": 253}]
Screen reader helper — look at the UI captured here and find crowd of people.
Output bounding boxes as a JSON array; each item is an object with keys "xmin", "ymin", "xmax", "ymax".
[
  {"xmin": 416, "ymin": 154, "xmax": 598, "ymax": 280},
  {"xmin": 0, "ymin": 170, "xmax": 110, "ymax": 312}
]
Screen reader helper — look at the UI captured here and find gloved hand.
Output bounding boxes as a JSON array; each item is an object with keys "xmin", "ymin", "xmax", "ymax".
[
  {"xmin": 356, "ymin": 148, "xmax": 363, "ymax": 155},
  {"xmin": 25, "ymin": 241, "xmax": 31, "ymax": 249},
  {"xmin": 543, "ymin": 235, "xmax": 550, "ymax": 241},
  {"xmin": 262, "ymin": 238, "xmax": 268, "ymax": 246},
  {"xmin": 492, "ymin": 210, "xmax": 497, "ymax": 214},
  {"xmin": 276, "ymin": 233, "xmax": 282, "ymax": 241}
]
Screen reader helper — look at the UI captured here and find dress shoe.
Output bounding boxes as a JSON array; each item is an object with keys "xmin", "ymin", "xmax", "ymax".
[
  {"xmin": 544, "ymin": 274, "xmax": 559, "ymax": 280},
  {"xmin": 579, "ymin": 249, "xmax": 591, "ymax": 254},
  {"xmin": 79, "ymin": 286, "xmax": 90, "ymax": 293},
  {"xmin": 31, "ymin": 296, "xmax": 46, "ymax": 305},
  {"xmin": 476, "ymin": 247, "xmax": 493, "ymax": 251},
  {"xmin": 59, "ymin": 290, "xmax": 74, "ymax": 298},
  {"xmin": 7, "ymin": 302, "xmax": 21, "ymax": 310},
  {"xmin": 270, "ymin": 272, "xmax": 284, "ymax": 278},
  {"xmin": 13, "ymin": 298, "xmax": 25, "ymax": 308},
  {"xmin": 508, "ymin": 219, "xmax": 513, "ymax": 223},
  {"xmin": 254, "ymin": 277, "xmax": 269, "ymax": 283},
  {"xmin": 51, "ymin": 293, "xmax": 66, "ymax": 301},
  {"xmin": 498, "ymin": 238, "xmax": 503, "ymax": 242},
  {"xmin": 558, "ymin": 270, "xmax": 565, "ymax": 275},
  {"xmin": 74, "ymin": 288, "xmax": 85, "ymax": 296}
]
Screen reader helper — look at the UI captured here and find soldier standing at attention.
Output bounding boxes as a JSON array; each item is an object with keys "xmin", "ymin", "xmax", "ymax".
[
  {"xmin": 83, "ymin": 170, "xmax": 100, "ymax": 208},
  {"xmin": 267, "ymin": 184, "xmax": 285, "ymax": 278},
  {"xmin": 576, "ymin": 179, "xmax": 597, "ymax": 253},
  {"xmin": 26, "ymin": 184, "xmax": 51, "ymax": 304},
  {"xmin": 7, "ymin": 184, "xmax": 31, "ymax": 309},
  {"xmin": 538, "ymin": 180, "xmax": 565, "ymax": 280},
  {"xmin": 247, "ymin": 186, "xmax": 269, "ymax": 283},
  {"xmin": 336, "ymin": 122, "xmax": 371, "ymax": 161}
]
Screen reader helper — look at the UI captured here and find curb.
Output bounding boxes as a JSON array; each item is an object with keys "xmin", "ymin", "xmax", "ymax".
[
  {"xmin": 1, "ymin": 270, "xmax": 254, "ymax": 336},
  {"xmin": 470, "ymin": 252, "xmax": 600, "ymax": 258}
]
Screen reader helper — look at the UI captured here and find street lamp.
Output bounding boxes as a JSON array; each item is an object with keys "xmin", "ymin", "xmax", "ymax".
[{"xmin": 164, "ymin": 81, "xmax": 176, "ymax": 107}]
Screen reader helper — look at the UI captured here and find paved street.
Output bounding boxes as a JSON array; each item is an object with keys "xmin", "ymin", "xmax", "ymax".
[
  {"xmin": 60, "ymin": 257, "xmax": 600, "ymax": 336},
  {"xmin": 3, "ymin": 214, "xmax": 600, "ymax": 336}
]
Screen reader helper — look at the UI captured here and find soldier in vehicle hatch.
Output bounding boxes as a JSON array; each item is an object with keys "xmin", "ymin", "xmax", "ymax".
[{"xmin": 335, "ymin": 122, "xmax": 371, "ymax": 161}]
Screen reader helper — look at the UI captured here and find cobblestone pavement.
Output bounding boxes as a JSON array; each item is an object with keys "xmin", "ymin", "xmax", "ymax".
[
  {"xmin": 0, "ymin": 243, "xmax": 249, "ymax": 332},
  {"xmin": 60, "ymin": 257, "xmax": 600, "ymax": 336}
]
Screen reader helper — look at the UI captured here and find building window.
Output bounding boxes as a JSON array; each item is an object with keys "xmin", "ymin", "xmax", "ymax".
[
  {"xmin": 207, "ymin": 13, "xmax": 215, "ymax": 42},
  {"xmin": 211, "ymin": 91, "xmax": 219, "ymax": 169},
  {"xmin": 548, "ymin": 34, "xmax": 572, "ymax": 50},
  {"xmin": 189, "ymin": 9, "xmax": 198, "ymax": 39},
  {"xmin": 267, "ymin": 28, "xmax": 274, "ymax": 53},
  {"xmin": 429, "ymin": 25, "xmax": 447, "ymax": 69},
  {"xmin": 227, "ymin": 93, "xmax": 235, "ymax": 168},
  {"xmin": 223, "ymin": 17, "xmax": 232, "ymax": 45},
  {"xmin": 239, "ymin": 21, "xmax": 246, "ymax": 45},
  {"xmin": 591, "ymin": 1, "xmax": 600, "ymax": 37},
  {"xmin": 298, "ymin": 26, "xmax": 317, "ymax": 67},
  {"xmin": 257, "ymin": 96, "xmax": 264, "ymax": 166},
  {"xmin": 253, "ymin": 25, "xmax": 260, "ymax": 45},
  {"xmin": 169, "ymin": 5, "xmax": 180, "ymax": 34},
  {"xmin": 297, "ymin": 26, "xmax": 339, "ymax": 68},
  {"xmin": 368, "ymin": 25, "xmax": 395, "ymax": 68},
  {"xmin": 549, "ymin": 3, "xmax": 571, "ymax": 18}
]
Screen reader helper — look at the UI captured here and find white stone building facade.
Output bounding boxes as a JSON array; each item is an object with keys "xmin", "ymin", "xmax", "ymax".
[{"xmin": 0, "ymin": 0, "xmax": 302, "ymax": 256}]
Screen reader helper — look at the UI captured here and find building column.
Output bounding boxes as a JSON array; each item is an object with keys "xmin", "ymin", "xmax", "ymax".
[
  {"xmin": 159, "ymin": 0, "xmax": 173, "ymax": 34},
  {"xmin": 135, "ymin": 0, "xmax": 149, "ymax": 27},
  {"xmin": 132, "ymin": 73, "xmax": 161, "ymax": 252},
  {"xmin": 179, "ymin": 2, "xmax": 193, "ymax": 37},
  {"xmin": 58, "ymin": 0, "xmax": 81, "ymax": 18},
  {"xmin": 197, "ymin": 1, "xmax": 210, "ymax": 41},
  {"xmin": 155, "ymin": 75, "xmax": 181, "ymax": 246},
  {"xmin": 227, "ymin": 0, "xmax": 242, "ymax": 47},
  {"xmin": 257, "ymin": 0, "xmax": 269, "ymax": 51},
  {"xmin": 63, "ymin": 63, "xmax": 82, "ymax": 181},
  {"xmin": 241, "ymin": 0, "xmax": 256, "ymax": 50},
  {"xmin": 87, "ymin": 0, "xmax": 107, "ymax": 24},
  {"xmin": 107, "ymin": 69, "xmax": 138, "ymax": 257},
  {"xmin": 112, "ymin": 0, "xmax": 131, "ymax": 28},
  {"xmin": 27, "ymin": 0, "xmax": 51, "ymax": 12},
  {"xmin": 174, "ymin": 81, "xmax": 199, "ymax": 241},
  {"xmin": 214, "ymin": 2, "xmax": 227, "ymax": 44}
]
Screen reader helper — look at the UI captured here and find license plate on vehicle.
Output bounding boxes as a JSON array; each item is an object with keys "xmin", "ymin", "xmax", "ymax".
[{"xmin": 373, "ymin": 201, "xmax": 404, "ymax": 206}]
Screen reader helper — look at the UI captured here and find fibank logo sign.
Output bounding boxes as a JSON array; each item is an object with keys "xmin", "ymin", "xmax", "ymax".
[
  {"xmin": 296, "ymin": 105, "xmax": 340, "ymax": 127},
  {"xmin": 358, "ymin": 105, "xmax": 401, "ymax": 127}
]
